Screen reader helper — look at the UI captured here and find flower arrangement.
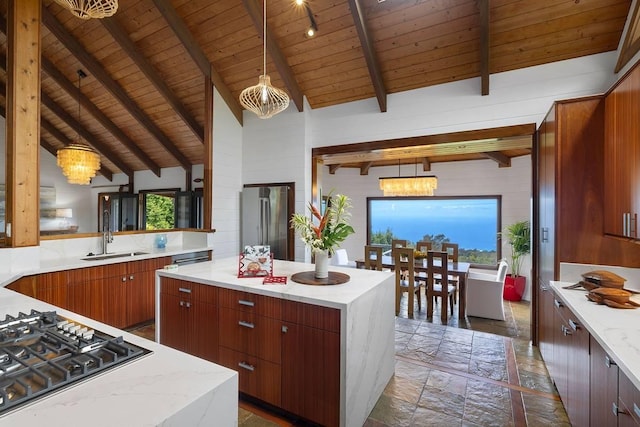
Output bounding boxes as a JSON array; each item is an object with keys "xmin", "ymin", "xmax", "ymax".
[{"xmin": 290, "ymin": 193, "xmax": 355, "ymax": 256}]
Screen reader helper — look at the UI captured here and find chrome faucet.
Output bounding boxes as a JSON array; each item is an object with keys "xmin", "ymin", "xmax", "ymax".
[{"xmin": 102, "ymin": 209, "xmax": 113, "ymax": 255}]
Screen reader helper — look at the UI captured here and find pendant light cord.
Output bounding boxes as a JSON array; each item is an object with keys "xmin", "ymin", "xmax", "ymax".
[{"xmin": 262, "ymin": 0, "xmax": 267, "ymax": 78}]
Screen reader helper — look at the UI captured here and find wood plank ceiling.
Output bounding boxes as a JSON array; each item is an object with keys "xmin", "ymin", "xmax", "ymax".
[{"xmin": 0, "ymin": 0, "xmax": 633, "ymax": 179}]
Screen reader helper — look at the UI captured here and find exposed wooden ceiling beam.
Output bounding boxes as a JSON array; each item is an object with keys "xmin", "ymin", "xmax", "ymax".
[
  {"xmin": 242, "ymin": 0, "xmax": 304, "ymax": 112},
  {"xmin": 40, "ymin": 57, "xmax": 162, "ymax": 177},
  {"xmin": 40, "ymin": 91, "xmax": 135, "ymax": 178},
  {"xmin": 42, "ymin": 7, "xmax": 192, "ymax": 171},
  {"xmin": 360, "ymin": 162, "xmax": 372, "ymax": 175},
  {"xmin": 422, "ymin": 158, "xmax": 431, "ymax": 172},
  {"xmin": 347, "ymin": 0, "xmax": 387, "ymax": 112},
  {"xmin": 100, "ymin": 16, "xmax": 204, "ymax": 144},
  {"xmin": 479, "ymin": 0, "xmax": 490, "ymax": 96},
  {"xmin": 320, "ymin": 136, "xmax": 531, "ymax": 165},
  {"xmin": 312, "ymin": 124, "xmax": 537, "ymax": 157},
  {"xmin": 483, "ymin": 151, "xmax": 511, "ymax": 167},
  {"xmin": 40, "ymin": 118, "xmax": 116, "ymax": 180},
  {"xmin": 150, "ymin": 0, "xmax": 243, "ymax": 125}
]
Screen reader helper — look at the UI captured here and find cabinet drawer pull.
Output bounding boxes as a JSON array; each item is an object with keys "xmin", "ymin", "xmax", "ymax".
[
  {"xmin": 605, "ymin": 355, "xmax": 617, "ymax": 368},
  {"xmin": 238, "ymin": 299, "xmax": 255, "ymax": 307},
  {"xmin": 179, "ymin": 301, "xmax": 191, "ymax": 308},
  {"xmin": 238, "ymin": 320, "xmax": 254, "ymax": 329},
  {"xmin": 613, "ymin": 402, "xmax": 628, "ymax": 416},
  {"xmin": 178, "ymin": 287, "xmax": 192, "ymax": 294},
  {"xmin": 568, "ymin": 319, "xmax": 578, "ymax": 331},
  {"xmin": 635, "ymin": 403, "xmax": 640, "ymax": 419},
  {"xmin": 122, "ymin": 277, "xmax": 127, "ymax": 282},
  {"xmin": 554, "ymin": 299, "xmax": 563, "ymax": 308},
  {"xmin": 238, "ymin": 361, "xmax": 255, "ymax": 371}
]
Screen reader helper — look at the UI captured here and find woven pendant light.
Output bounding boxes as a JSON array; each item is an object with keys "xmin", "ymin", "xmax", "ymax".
[
  {"xmin": 57, "ymin": 70, "xmax": 101, "ymax": 185},
  {"xmin": 239, "ymin": 0, "xmax": 290, "ymax": 119},
  {"xmin": 52, "ymin": 0, "xmax": 118, "ymax": 20}
]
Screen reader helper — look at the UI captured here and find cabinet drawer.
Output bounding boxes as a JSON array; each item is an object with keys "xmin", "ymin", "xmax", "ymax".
[
  {"xmin": 219, "ymin": 347, "xmax": 281, "ymax": 407},
  {"xmin": 620, "ymin": 371, "xmax": 640, "ymax": 424},
  {"xmin": 283, "ymin": 300, "xmax": 341, "ymax": 333},
  {"xmin": 218, "ymin": 307, "xmax": 281, "ymax": 363},
  {"xmin": 160, "ymin": 278, "xmax": 217, "ymax": 303},
  {"xmin": 129, "ymin": 257, "xmax": 172, "ymax": 273},
  {"xmin": 219, "ymin": 288, "xmax": 281, "ymax": 318}
]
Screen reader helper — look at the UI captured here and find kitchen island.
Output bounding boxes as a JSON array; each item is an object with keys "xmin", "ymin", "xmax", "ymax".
[
  {"xmin": 155, "ymin": 257, "xmax": 396, "ymax": 427},
  {"xmin": 0, "ymin": 287, "xmax": 238, "ymax": 427}
]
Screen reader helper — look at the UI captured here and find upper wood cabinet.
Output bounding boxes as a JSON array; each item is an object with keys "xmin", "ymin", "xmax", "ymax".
[{"xmin": 604, "ymin": 64, "xmax": 640, "ymax": 239}]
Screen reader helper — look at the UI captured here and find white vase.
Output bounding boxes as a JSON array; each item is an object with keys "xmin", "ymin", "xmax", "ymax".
[{"xmin": 314, "ymin": 250, "xmax": 329, "ymax": 279}]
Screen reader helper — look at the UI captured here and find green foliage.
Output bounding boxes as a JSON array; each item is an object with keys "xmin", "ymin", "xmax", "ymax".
[
  {"xmin": 419, "ymin": 233, "xmax": 451, "ymax": 249},
  {"xmin": 502, "ymin": 220, "xmax": 531, "ymax": 276},
  {"xmin": 145, "ymin": 194, "xmax": 175, "ymax": 230},
  {"xmin": 291, "ymin": 193, "xmax": 355, "ymax": 256},
  {"xmin": 370, "ymin": 227, "xmax": 396, "ymax": 245}
]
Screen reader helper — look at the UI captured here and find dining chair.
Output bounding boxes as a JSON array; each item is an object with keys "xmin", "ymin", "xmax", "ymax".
[
  {"xmin": 393, "ymin": 247, "xmax": 423, "ymax": 318},
  {"xmin": 364, "ymin": 245, "xmax": 383, "ymax": 271},
  {"xmin": 441, "ymin": 242, "xmax": 460, "ymax": 300},
  {"xmin": 426, "ymin": 250, "xmax": 455, "ymax": 321}
]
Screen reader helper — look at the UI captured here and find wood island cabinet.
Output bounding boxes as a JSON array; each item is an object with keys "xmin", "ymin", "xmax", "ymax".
[
  {"xmin": 159, "ymin": 277, "xmax": 341, "ymax": 426},
  {"xmin": 159, "ymin": 277, "xmax": 218, "ymax": 362}
]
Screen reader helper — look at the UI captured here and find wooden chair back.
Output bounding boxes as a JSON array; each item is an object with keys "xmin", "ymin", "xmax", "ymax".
[
  {"xmin": 393, "ymin": 247, "xmax": 420, "ymax": 318},
  {"xmin": 416, "ymin": 241, "xmax": 432, "ymax": 252},
  {"xmin": 391, "ymin": 239, "xmax": 408, "ymax": 249},
  {"xmin": 364, "ymin": 245, "xmax": 383, "ymax": 271},
  {"xmin": 441, "ymin": 242, "xmax": 459, "ymax": 262},
  {"xmin": 426, "ymin": 250, "xmax": 452, "ymax": 321}
]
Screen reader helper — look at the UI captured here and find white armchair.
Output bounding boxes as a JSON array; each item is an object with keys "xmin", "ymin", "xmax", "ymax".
[
  {"xmin": 331, "ymin": 249, "xmax": 356, "ymax": 267},
  {"xmin": 466, "ymin": 260, "xmax": 509, "ymax": 320}
]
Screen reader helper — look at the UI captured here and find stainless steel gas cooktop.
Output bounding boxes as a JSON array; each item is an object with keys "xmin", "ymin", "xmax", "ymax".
[{"xmin": 0, "ymin": 309, "xmax": 151, "ymax": 416}]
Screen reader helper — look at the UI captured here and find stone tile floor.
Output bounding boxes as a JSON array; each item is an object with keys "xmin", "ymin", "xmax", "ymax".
[{"xmin": 129, "ymin": 299, "xmax": 570, "ymax": 426}]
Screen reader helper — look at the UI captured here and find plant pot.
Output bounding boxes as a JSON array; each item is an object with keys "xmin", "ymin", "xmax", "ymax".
[
  {"xmin": 504, "ymin": 274, "xmax": 526, "ymax": 301},
  {"xmin": 314, "ymin": 250, "xmax": 329, "ymax": 279}
]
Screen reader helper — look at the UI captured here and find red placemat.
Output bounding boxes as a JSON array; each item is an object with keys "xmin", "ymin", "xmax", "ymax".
[{"xmin": 263, "ymin": 276, "xmax": 288, "ymax": 284}]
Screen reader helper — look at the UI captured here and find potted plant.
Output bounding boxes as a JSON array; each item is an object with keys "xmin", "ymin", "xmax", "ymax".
[
  {"xmin": 502, "ymin": 220, "xmax": 531, "ymax": 301},
  {"xmin": 291, "ymin": 193, "xmax": 355, "ymax": 279}
]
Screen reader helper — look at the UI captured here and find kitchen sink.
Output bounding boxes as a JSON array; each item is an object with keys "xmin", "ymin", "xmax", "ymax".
[{"xmin": 82, "ymin": 251, "xmax": 149, "ymax": 261}]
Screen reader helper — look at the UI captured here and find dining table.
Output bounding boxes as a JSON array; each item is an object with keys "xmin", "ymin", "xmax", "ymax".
[{"xmin": 355, "ymin": 255, "xmax": 471, "ymax": 319}]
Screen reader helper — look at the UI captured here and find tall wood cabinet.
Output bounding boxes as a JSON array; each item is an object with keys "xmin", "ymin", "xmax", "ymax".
[{"xmin": 604, "ymin": 63, "xmax": 640, "ymax": 239}]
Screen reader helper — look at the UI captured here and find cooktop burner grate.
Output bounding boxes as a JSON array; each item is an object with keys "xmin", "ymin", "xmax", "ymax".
[{"xmin": 0, "ymin": 309, "xmax": 151, "ymax": 416}]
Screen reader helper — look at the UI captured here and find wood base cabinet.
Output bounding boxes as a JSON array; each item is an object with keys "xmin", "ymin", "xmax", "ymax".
[
  {"xmin": 159, "ymin": 279, "xmax": 341, "ymax": 426},
  {"xmin": 619, "ymin": 371, "xmax": 640, "ymax": 426},
  {"xmin": 159, "ymin": 277, "xmax": 218, "ymax": 362},
  {"xmin": 590, "ymin": 335, "xmax": 619, "ymax": 427}
]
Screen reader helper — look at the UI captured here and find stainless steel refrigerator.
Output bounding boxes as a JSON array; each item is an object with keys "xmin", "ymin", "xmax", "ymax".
[{"xmin": 241, "ymin": 184, "xmax": 292, "ymax": 260}]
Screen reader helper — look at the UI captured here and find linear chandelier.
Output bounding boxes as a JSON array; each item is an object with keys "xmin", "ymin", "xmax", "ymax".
[
  {"xmin": 57, "ymin": 70, "xmax": 101, "ymax": 185},
  {"xmin": 379, "ymin": 176, "xmax": 438, "ymax": 196},
  {"xmin": 239, "ymin": 0, "xmax": 290, "ymax": 119},
  {"xmin": 52, "ymin": 0, "xmax": 118, "ymax": 19},
  {"xmin": 379, "ymin": 160, "xmax": 437, "ymax": 196}
]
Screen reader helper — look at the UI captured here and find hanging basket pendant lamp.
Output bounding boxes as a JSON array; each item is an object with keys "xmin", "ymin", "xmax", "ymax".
[
  {"xmin": 57, "ymin": 70, "xmax": 101, "ymax": 185},
  {"xmin": 52, "ymin": 0, "xmax": 118, "ymax": 20},
  {"xmin": 239, "ymin": 0, "xmax": 290, "ymax": 119}
]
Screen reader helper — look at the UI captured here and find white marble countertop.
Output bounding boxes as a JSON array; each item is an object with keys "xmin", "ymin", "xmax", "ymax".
[
  {"xmin": 550, "ymin": 281, "xmax": 640, "ymax": 390},
  {"xmin": 0, "ymin": 245, "xmax": 211, "ymax": 288},
  {"xmin": 0, "ymin": 288, "xmax": 238, "ymax": 426},
  {"xmin": 155, "ymin": 257, "xmax": 395, "ymax": 310}
]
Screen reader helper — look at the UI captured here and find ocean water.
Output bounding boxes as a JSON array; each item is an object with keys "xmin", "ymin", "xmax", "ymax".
[{"xmin": 369, "ymin": 199, "xmax": 498, "ymax": 251}]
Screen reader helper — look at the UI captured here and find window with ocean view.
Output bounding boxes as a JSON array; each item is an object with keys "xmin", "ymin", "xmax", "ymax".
[{"xmin": 367, "ymin": 196, "xmax": 501, "ymax": 265}]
